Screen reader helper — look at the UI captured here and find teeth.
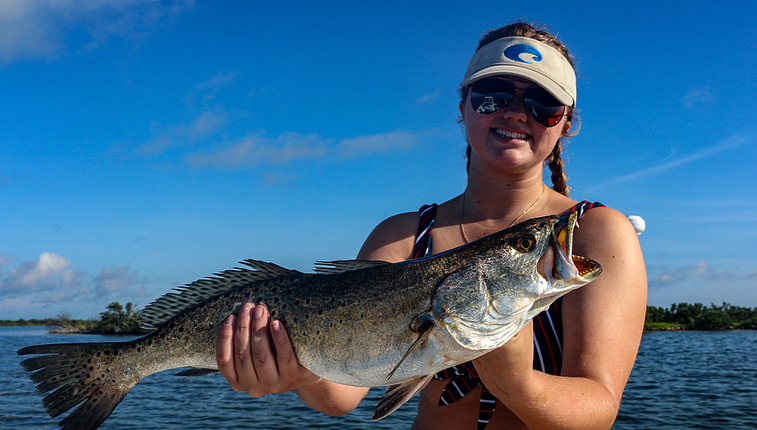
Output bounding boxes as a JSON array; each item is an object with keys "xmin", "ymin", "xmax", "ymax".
[{"xmin": 495, "ymin": 129, "xmax": 528, "ymax": 139}]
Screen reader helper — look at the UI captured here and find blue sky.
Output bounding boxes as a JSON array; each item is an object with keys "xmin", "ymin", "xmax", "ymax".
[{"xmin": 1, "ymin": 0, "xmax": 756, "ymax": 320}]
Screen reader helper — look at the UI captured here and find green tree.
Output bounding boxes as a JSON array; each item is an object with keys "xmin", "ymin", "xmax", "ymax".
[{"xmin": 99, "ymin": 302, "xmax": 142, "ymax": 334}]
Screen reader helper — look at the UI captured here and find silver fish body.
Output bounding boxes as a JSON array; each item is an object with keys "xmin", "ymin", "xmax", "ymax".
[{"xmin": 18, "ymin": 210, "xmax": 600, "ymax": 429}]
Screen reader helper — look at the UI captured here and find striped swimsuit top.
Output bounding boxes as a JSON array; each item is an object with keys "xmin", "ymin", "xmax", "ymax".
[{"xmin": 411, "ymin": 200, "xmax": 604, "ymax": 430}]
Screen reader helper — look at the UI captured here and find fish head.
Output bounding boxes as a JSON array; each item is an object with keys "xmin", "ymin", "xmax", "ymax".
[{"xmin": 432, "ymin": 210, "xmax": 601, "ymax": 351}]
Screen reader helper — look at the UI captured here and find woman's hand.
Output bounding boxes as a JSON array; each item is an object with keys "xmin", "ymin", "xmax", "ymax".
[
  {"xmin": 216, "ymin": 302, "xmax": 320, "ymax": 397},
  {"xmin": 473, "ymin": 321, "xmax": 536, "ymax": 401}
]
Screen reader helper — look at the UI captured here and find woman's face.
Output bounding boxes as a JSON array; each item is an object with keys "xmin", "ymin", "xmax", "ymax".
[{"xmin": 460, "ymin": 76, "xmax": 570, "ymax": 177}]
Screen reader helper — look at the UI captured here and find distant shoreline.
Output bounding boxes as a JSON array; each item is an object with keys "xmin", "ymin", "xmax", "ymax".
[{"xmin": 2, "ymin": 321, "xmax": 754, "ymax": 333}]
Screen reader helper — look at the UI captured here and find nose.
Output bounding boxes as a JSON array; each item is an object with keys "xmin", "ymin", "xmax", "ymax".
[{"xmin": 501, "ymin": 90, "xmax": 529, "ymax": 123}]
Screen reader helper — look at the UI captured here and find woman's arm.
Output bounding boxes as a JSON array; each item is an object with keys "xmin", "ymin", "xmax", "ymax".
[
  {"xmin": 215, "ymin": 211, "xmax": 419, "ymax": 416},
  {"xmin": 216, "ymin": 302, "xmax": 369, "ymax": 415},
  {"xmin": 473, "ymin": 207, "xmax": 647, "ymax": 429}
]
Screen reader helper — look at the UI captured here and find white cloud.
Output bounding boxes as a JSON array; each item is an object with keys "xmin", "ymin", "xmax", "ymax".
[
  {"xmin": 93, "ymin": 266, "xmax": 137, "ymax": 295},
  {"xmin": 136, "ymin": 109, "xmax": 229, "ymax": 156},
  {"xmin": 336, "ymin": 131, "xmax": 417, "ymax": 158},
  {"xmin": 0, "ymin": 252, "xmax": 73, "ymax": 294},
  {"xmin": 187, "ymin": 131, "xmax": 329, "ymax": 169},
  {"xmin": 185, "ymin": 72, "xmax": 243, "ymax": 105},
  {"xmin": 0, "ymin": 0, "xmax": 195, "ymax": 63},
  {"xmin": 647, "ymin": 260, "xmax": 757, "ymax": 307},
  {"xmin": 586, "ymin": 133, "xmax": 754, "ymax": 193},
  {"xmin": 187, "ymin": 130, "xmax": 418, "ymax": 170},
  {"xmin": 0, "ymin": 253, "xmax": 140, "ymax": 304},
  {"xmin": 683, "ymin": 86, "xmax": 715, "ymax": 108}
]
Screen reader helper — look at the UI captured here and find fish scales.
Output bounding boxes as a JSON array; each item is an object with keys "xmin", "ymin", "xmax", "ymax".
[{"xmin": 18, "ymin": 211, "xmax": 601, "ymax": 429}]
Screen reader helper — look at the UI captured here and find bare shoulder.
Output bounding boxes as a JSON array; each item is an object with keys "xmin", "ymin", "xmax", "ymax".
[
  {"xmin": 356, "ymin": 211, "xmax": 420, "ymax": 263},
  {"xmin": 560, "ymin": 204, "xmax": 647, "ymax": 399},
  {"xmin": 572, "ymin": 205, "xmax": 640, "ymax": 257}
]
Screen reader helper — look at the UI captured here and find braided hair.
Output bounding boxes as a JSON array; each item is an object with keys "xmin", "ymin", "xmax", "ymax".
[{"xmin": 462, "ymin": 21, "xmax": 579, "ymax": 196}]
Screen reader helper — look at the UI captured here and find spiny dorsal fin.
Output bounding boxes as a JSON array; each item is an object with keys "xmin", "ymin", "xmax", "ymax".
[
  {"xmin": 372, "ymin": 374, "xmax": 434, "ymax": 421},
  {"xmin": 139, "ymin": 259, "xmax": 301, "ymax": 330},
  {"xmin": 313, "ymin": 259, "xmax": 391, "ymax": 275}
]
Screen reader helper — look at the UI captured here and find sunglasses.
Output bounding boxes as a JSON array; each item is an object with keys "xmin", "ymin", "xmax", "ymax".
[{"xmin": 468, "ymin": 78, "xmax": 566, "ymax": 127}]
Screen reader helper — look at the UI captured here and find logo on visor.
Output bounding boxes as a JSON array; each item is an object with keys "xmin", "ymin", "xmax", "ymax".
[{"xmin": 504, "ymin": 44, "xmax": 543, "ymax": 64}]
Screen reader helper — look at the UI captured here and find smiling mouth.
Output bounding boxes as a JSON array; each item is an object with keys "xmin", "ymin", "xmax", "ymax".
[{"xmin": 494, "ymin": 129, "xmax": 529, "ymax": 140}]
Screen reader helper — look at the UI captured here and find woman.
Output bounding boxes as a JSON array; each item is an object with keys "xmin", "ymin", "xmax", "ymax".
[{"xmin": 216, "ymin": 21, "xmax": 647, "ymax": 429}]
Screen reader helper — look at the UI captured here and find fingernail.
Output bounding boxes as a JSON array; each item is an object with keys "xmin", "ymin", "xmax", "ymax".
[
  {"xmin": 224, "ymin": 315, "xmax": 235, "ymax": 325},
  {"xmin": 253, "ymin": 306, "xmax": 263, "ymax": 319},
  {"xmin": 241, "ymin": 303, "xmax": 253, "ymax": 313},
  {"xmin": 271, "ymin": 320, "xmax": 281, "ymax": 332}
]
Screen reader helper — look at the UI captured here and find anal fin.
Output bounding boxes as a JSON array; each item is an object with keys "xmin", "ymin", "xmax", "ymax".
[
  {"xmin": 174, "ymin": 368, "xmax": 219, "ymax": 377},
  {"xmin": 372, "ymin": 374, "xmax": 434, "ymax": 421}
]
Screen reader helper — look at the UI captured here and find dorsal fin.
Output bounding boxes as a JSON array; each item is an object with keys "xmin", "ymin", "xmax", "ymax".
[
  {"xmin": 139, "ymin": 259, "xmax": 301, "ymax": 330},
  {"xmin": 313, "ymin": 259, "xmax": 391, "ymax": 275}
]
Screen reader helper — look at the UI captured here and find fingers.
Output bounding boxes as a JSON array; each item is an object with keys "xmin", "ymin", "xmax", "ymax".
[
  {"xmin": 270, "ymin": 319, "xmax": 300, "ymax": 377},
  {"xmin": 216, "ymin": 314, "xmax": 237, "ymax": 382},
  {"xmin": 216, "ymin": 302, "xmax": 304, "ymax": 397},
  {"xmin": 233, "ymin": 303, "xmax": 258, "ymax": 383},
  {"xmin": 250, "ymin": 305, "xmax": 278, "ymax": 386}
]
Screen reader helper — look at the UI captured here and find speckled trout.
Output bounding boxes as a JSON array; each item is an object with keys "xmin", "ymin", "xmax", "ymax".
[{"xmin": 18, "ymin": 210, "xmax": 600, "ymax": 430}]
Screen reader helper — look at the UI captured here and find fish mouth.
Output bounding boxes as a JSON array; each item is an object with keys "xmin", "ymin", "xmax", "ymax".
[{"xmin": 539, "ymin": 210, "xmax": 602, "ymax": 286}]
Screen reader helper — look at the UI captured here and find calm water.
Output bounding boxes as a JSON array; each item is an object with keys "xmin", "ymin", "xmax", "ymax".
[{"xmin": 2, "ymin": 326, "xmax": 756, "ymax": 429}]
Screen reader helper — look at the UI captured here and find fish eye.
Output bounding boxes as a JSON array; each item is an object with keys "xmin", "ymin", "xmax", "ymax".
[{"xmin": 516, "ymin": 235, "xmax": 536, "ymax": 252}]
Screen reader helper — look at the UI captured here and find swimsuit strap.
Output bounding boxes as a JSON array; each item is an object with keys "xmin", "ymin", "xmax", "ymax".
[
  {"xmin": 412, "ymin": 204, "xmax": 437, "ymax": 259},
  {"xmin": 416, "ymin": 201, "xmax": 604, "ymax": 429}
]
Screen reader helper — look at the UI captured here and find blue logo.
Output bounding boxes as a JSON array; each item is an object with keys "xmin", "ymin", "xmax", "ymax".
[{"xmin": 504, "ymin": 44, "xmax": 543, "ymax": 64}]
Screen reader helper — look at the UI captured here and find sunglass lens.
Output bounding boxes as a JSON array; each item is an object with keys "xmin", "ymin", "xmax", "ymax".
[
  {"xmin": 524, "ymin": 100, "xmax": 565, "ymax": 127},
  {"xmin": 469, "ymin": 79, "xmax": 566, "ymax": 127},
  {"xmin": 523, "ymin": 86, "xmax": 565, "ymax": 127},
  {"xmin": 470, "ymin": 79, "xmax": 515, "ymax": 115}
]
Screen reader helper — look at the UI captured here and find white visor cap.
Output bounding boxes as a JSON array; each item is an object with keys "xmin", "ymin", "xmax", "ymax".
[{"xmin": 461, "ymin": 36, "xmax": 576, "ymax": 108}]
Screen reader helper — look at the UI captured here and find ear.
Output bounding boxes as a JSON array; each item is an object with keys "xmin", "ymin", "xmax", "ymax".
[
  {"xmin": 459, "ymin": 99, "xmax": 465, "ymax": 119},
  {"xmin": 561, "ymin": 108, "xmax": 573, "ymax": 136},
  {"xmin": 562, "ymin": 118, "xmax": 572, "ymax": 136}
]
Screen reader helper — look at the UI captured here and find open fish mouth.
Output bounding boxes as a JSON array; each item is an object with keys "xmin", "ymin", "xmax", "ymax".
[{"xmin": 539, "ymin": 210, "xmax": 602, "ymax": 285}]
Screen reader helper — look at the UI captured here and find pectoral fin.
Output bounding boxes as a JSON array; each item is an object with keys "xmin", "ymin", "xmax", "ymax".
[
  {"xmin": 385, "ymin": 313, "xmax": 434, "ymax": 381},
  {"xmin": 372, "ymin": 374, "xmax": 434, "ymax": 421}
]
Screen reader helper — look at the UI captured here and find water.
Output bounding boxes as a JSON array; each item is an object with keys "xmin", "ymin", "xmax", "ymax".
[{"xmin": 2, "ymin": 327, "xmax": 756, "ymax": 429}]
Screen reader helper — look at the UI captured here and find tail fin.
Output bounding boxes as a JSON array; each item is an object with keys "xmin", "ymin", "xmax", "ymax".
[{"xmin": 18, "ymin": 342, "xmax": 140, "ymax": 430}]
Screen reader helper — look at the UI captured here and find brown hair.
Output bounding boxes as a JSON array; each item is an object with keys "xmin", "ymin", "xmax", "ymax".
[{"xmin": 463, "ymin": 21, "xmax": 579, "ymax": 196}]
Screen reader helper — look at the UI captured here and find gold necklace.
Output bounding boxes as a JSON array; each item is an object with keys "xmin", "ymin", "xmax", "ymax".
[{"xmin": 460, "ymin": 183, "xmax": 546, "ymax": 244}]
